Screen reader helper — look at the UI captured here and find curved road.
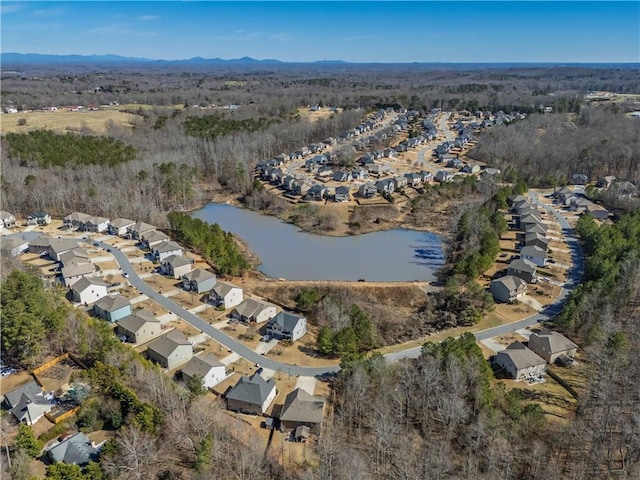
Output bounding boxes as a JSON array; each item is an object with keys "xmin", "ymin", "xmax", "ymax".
[
  {"xmin": 384, "ymin": 192, "xmax": 585, "ymax": 362},
  {"xmin": 98, "ymin": 241, "xmax": 340, "ymax": 376}
]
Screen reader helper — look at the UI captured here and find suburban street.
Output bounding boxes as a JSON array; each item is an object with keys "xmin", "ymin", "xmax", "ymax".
[{"xmin": 98, "ymin": 241, "xmax": 341, "ymax": 376}]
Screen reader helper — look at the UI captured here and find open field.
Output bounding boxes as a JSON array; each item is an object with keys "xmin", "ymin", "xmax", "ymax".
[
  {"xmin": 0, "ymin": 109, "xmax": 138, "ymax": 134},
  {"xmin": 296, "ymin": 106, "xmax": 337, "ymax": 122}
]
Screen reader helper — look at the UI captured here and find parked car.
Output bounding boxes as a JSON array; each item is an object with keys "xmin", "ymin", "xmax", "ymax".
[
  {"xmin": 123, "ymin": 272, "xmax": 129, "ymax": 278},
  {"xmin": 256, "ymin": 367, "xmax": 264, "ymax": 375}
]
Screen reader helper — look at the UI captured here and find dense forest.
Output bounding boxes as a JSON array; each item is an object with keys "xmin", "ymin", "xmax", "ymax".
[{"xmin": 2, "ymin": 65, "xmax": 640, "ymax": 479}]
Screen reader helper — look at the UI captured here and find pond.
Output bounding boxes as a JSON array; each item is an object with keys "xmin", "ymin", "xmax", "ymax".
[{"xmin": 191, "ymin": 203, "xmax": 445, "ymax": 282}]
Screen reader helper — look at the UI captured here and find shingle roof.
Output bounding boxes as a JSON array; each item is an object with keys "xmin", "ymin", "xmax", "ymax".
[
  {"xmin": 181, "ymin": 353, "xmax": 224, "ymax": 378},
  {"xmin": 130, "ymin": 221, "xmax": 156, "ymax": 233},
  {"xmin": 116, "ymin": 309, "xmax": 158, "ymax": 333},
  {"xmin": 492, "ymin": 275, "xmax": 527, "ymax": 293},
  {"xmin": 182, "ymin": 269, "xmax": 216, "ymax": 283},
  {"xmin": 529, "ymin": 329, "xmax": 578, "ymax": 355},
  {"xmin": 212, "ymin": 281, "xmax": 240, "ymax": 297},
  {"xmin": 48, "ymin": 238, "xmax": 80, "ymax": 254},
  {"xmin": 28, "ymin": 235, "xmax": 53, "ymax": 249},
  {"xmin": 72, "ymin": 276, "xmax": 108, "ymax": 293},
  {"xmin": 47, "ymin": 432, "xmax": 98, "ymax": 465},
  {"xmin": 279, "ymin": 388, "xmax": 325, "ymax": 425},
  {"xmin": 232, "ymin": 298, "xmax": 274, "ymax": 318},
  {"xmin": 147, "ymin": 329, "xmax": 191, "ymax": 359},
  {"xmin": 62, "ymin": 262, "xmax": 95, "ymax": 279},
  {"xmin": 498, "ymin": 341, "xmax": 546, "ymax": 369},
  {"xmin": 226, "ymin": 373, "xmax": 275, "ymax": 406},
  {"xmin": 94, "ymin": 294, "xmax": 131, "ymax": 313},
  {"xmin": 64, "ymin": 212, "xmax": 91, "ymax": 222},
  {"xmin": 109, "ymin": 218, "xmax": 135, "ymax": 229},
  {"xmin": 3, "ymin": 381, "xmax": 42, "ymax": 408},
  {"xmin": 508, "ymin": 259, "xmax": 537, "ymax": 274},
  {"xmin": 154, "ymin": 241, "xmax": 182, "ymax": 254},
  {"xmin": 521, "ymin": 245, "xmax": 546, "ymax": 258},
  {"xmin": 267, "ymin": 311, "xmax": 306, "ymax": 334},
  {"xmin": 163, "ymin": 254, "xmax": 192, "ymax": 268},
  {"xmin": 144, "ymin": 230, "xmax": 170, "ymax": 243}
]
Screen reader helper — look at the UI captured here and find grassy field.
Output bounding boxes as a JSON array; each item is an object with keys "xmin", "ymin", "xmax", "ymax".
[{"xmin": 0, "ymin": 109, "xmax": 139, "ymax": 134}]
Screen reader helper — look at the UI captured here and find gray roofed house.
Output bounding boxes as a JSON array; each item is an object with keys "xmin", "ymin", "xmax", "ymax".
[
  {"xmin": 26, "ymin": 211, "xmax": 52, "ymax": 226},
  {"xmin": 266, "ymin": 311, "xmax": 307, "ymax": 342},
  {"xmin": 84, "ymin": 216, "xmax": 110, "ymax": 232},
  {"xmin": 153, "ymin": 241, "xmax": 183, "ymax": 262},
  {"xmin": 231, "ymin": 298, "xmax": 277, "ymax": 323},
  {"xmin": 305, "ymin": 184, "xmax": 327, "ymax": 201},
  {"xmin": 28, "ymin": 235, "xmax": 53, "ymax": 255},
  {"xmin": 147, "ymin": 329, "xmax": 193, "ymax": 369},
  {"xmin": 161, "ymin": 254, "xmax": 193, "ymax": 279},
  {"xmin": 507, "ymin": 258, "xmax": 538, "ymax": 284},
  {"xmin": 524, "ymin": 223, "xmax": 548, "ymax": 236},
  {"xmin": 142, "ymin": 230, "xmax": 170, "ymax": 248},
  {"xmin": 209, "ymin": 281, "xmax": 243, "ymax": 309},
  {"xmin": 358, "ymin": 183, "xmax": 377, "ymax": 198},
  {"xmin": 181, "ymin": 353, "xmax": 226, "ymax": 389},
  {"xmin": 116, "ymin": 309, "xmax": 161, "ymax": 345},
  {"xmin": 59, "ymin": 248, "xmax": 90, "ymax": 266},
  {"xmin": 226, "ymin": 373, "xmax": 277, "ymax": 415},
  {"xmin": 128, "ymin": 221, "xmax": 156, "ymax": 240},
  {"xmin": 490, "ymin": 275, "xmax": 527, "ymax": 303},
  {"xmin": 2, "ymin": 380, "xmax": 52, "ymax": 425},
  {"xmin": 47, "ymin": 432, "xmax": 98, "ymax": 466},
  {"xmin": 62, "ymin": 262, "xmax": 96, "ymax": 287},
  {"xmin": 334, "ymin": 186, "xmax": 351, "ymax": 203},
  {"xmin": 64, "ymin": 212, "xmax": 91, "ymax": 230},
  {"xmin": 279, "ymin": 388, "xmax": 326, "ymax": 432},
  {"xmin": 71, "ymin": 277, "xmax": 108, "ymax": 305},
  {"xmin": 0, "ymin": 236, "xmax": 30, "ymax": 257},
  {"xmin": 47, "ymin": 238, "xmax": 80, "ymax": 261},
  {"xmin": 570, "ymin": 173, "xmax": 589, "ymax": 185},
  {"xmin": 586, "ymin": 204, "xmax": 609, "ymax": 220},
  {"xmin": 0, "ymin": 211, "xmax": 17, "ymax": 228},
  {"xmin": 494, "ymin": 341, "xmax": 546, "ymax": 380},
  {"xmin": 108, "ymin": 218, "xmax": 136, "ymax": 236},
  {"xmin": 520, "ymin": 245, "xmax": 547, "ymax": 267},
  {"xmin": 527, "ymin": 329, "xmax": 578, "ymax": 363},
  {"xmin": 94, "ymin": 294, "xmax": 132, "ymax": 323},
  {"xmin": 375, "ymin": 178, "xmax": 395, "ymax": 194},
  {"xmin": 523, "ymin": 232, "xmax": 549, "ymax": 251},
  {"xmin": 182, "ymin": 269, "xmax": 216, "ymax": 293}
]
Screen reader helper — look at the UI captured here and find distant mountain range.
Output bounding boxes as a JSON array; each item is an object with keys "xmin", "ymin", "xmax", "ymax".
[{"xmin": 1, "ymin": 52, "xmax": 638, "ymax": 69}]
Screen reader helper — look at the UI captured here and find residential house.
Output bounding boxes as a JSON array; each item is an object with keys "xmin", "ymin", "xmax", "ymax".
[
  {"xmin": 281, "ymin": 176, "xmax": 296, "ymax": 192},
  {"xmin": 0, "ymin": 211, "xmax": 17, "ymax": 228},
  {"xmin": 404, "ymin": 173, "xmax": 423, "ymax": 188},
  {"xmin": 446, "ymin": 158, "xmax": 464, "ymax": 169},
  {"xmin": 383, "ymin": 148, "xmax": 396, "ymax": 158},
  {"xmin": 26, "ymin": 212, "xmax": 52, "ymax": 225},
  {"xmin": 0, "ymin": 237, "xmax": 29, "ymax": 257},
  {"xmin": 334, "ymin": 186, "xmax": 351, "ymax": 203},
  {"xmin": 482, "ymin": 168, "xmax": 501, "ymax": 176},
  {"xmin": 392, "ymin": 176, "xmax": 408, "ymax": 190},
  {"xmin": 230, "ymin": 298, "xmax": 277, "ymax": 323},
  {"xmin": 71, "ymin": 277, "xmax": 108, "ymax": 305},
  {"xmin": 435, "ymin": 170, "xmax": 453, "ymax": 182},
  {"xmin": 226, "ymin": 373, "xmax": 277, "ymax": 415},
  {"xmin": 596, "ymin": 176, "xmax": 616, "ymax": 189},
  {"xmin": 116, "ymin": 309, "xmax": 162, "ymax": 344},
  {"xmin": 494, "ymin": 341, "xmax": 546, "ymax": 381},
  {"xmin": 209, "ymin": 281, "xmax": 244, "ymax": 309},
  {"xmin": 569, "ymin": 173, "xmax": 589, "ymax": 185},
  {"xmin": 462, "ymin": 164, "xmax": 481, "ymax": 174},
  {"xmin": 569, "ymin": 197, "xmax": 591, "ymax": 212},
  {"xmin": 64, "ymin": 212, "xmax": 91, "ymax": 230},
  {"xmin": 358, "ymin": 183, "xmax": 377, "ymax": 199},
  {"xmin": 369, "ymin": 163, "xmax": 391, "ymax": 176},
  {"xmin": 375, "ymin": 178, "xmax": 395, "ymax": 195},
  {"xmin": 128, "ymin": 221, "xmax": 156, "ymax": 240},
  {"xmin": 84, "ymin": 216, "xmax": 110, "ymax": 233},
  {"xmin": 181, "ymin": 353, "xmax": 226, "ymax": 389},
  {"xmin": 316, "ymin": 166, "xmax": 334, "ymax": 178},
  {"xmin": 182, "ymin": 269, "xmax": 216, "ymax": 294},
  {"xmin": 586, "ymin": 204, "xmax": 609, "ymax": 220},
  {"xmin": 47, "ymin": 432, "xmax": 98, "ymax": 466},
  {"xmin": 59, "ymin": 248, "xmax": 90, "ymax": 267},
  {"xmin": 142, "ymin": 230, "xmax": 170, "ymax": 249},
  {"xmin": 2, "ymin": 380, "xmax": 52, "ymax": 425},
  {"xmin": 351, "ymin": 168, "xmax": 369, "ymax": 180},
  {"xmin": 93, "ymin": 295, "xmax": 132, "ymax": 323},
  {"xmin": 46, "ymin": 238, "xmax": 80, "ymax": 261},
  {"xmin": 333, "ymin": 171, "xmax": 352, "ymax": 183},
  {"xmin": 153, "ymin": 241, "xmax": 183, "ymax": 262},
  {"xmin": 507, "ymin": 194, "xmax": 528, "ymax": 207},
  {"xmin": 528, "ymin": 329, "xmax": 578, "ymax": 364},
  {"xmin": 490, "ymin": 275, "xmax": 527, "ymax": 303},
  {"xmin": 147, "ymin": 329, "xmax": 193, "ymax": 369},
  {"xmin": 520, "ymin": 245, "xmax": 547, "ymax": 267},
  {"xmin": 523, "ymin": 232, "xmax": 549, "ymax": 251},
  {"xmin": 507, "ymin": 258, "xmax": 538, "ymax": 284},
  {"xmin": 279, "ymin": 388, "xmax": 326, "ymax": 433},
  {"xmin": 108, "ymin": 218, "xmax": 135, "ymax": 236},
  {"xmin": 420, "ymin": 171, "xmax": 434, "ymax": 184},
  {"xmin": 553, "ymin": 187, "xmax": 576, "ymax": 205},
  {"xmin": 305, "ymin": 184, "xmax": 327, "ymax": 202},
  {"xmin": 292, "ymin": 180, "xmax": 310, "ymax": 196},
  {"xmin": 28, "ymin": 235, "xmax": 53, "ymax": 255},
  {"xmin": 266, "ymin": 311, "xmax": 307, "ymax": 342},
  {"xmin": 62, "ymin": 262, "xmax": 96, "ymax": 287},
  {"xmin": 524, "ymin": 223, "xmax": 548, "ymax": 236},
  {"xmin": 162, "ymin": 254, "xmax": 193, "ymax": 279}
]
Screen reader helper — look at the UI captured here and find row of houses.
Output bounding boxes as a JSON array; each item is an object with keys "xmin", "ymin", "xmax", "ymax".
[
  {"xmin": 489, "ymin": 194, "xmax": 550, "ymax": 303},
  {"xmin": 553, "ymin": 187, "xmax": 610, "ymax": 219}
]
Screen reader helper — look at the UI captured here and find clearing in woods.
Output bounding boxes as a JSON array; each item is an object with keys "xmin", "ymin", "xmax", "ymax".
[{"xmin": 0, "ymin": 108, "xmax": 139, "ymax": 134}]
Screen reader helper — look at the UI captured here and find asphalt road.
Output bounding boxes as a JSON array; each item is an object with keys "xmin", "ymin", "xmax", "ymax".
[
  {"xmin": 383, "ymin": 193, "xmax": 585, "ymax": 362},
  {"xmin": 98, "ymin": 241, "xmax": 340, "ymax": 376}
]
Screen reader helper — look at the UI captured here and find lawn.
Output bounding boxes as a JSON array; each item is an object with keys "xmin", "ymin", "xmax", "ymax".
[{"xmin": 0, "ymin": 109, "xmax": 138, "ymax": 134}]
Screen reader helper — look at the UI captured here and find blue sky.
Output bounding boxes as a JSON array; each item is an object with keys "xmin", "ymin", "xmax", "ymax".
[{"xmin": 2, "ymin": 1, "xmax": 639, "ymax": 62}]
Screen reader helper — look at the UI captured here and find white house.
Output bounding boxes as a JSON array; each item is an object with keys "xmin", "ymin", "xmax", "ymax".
[
  {"xmin": 209, "ymin": 281, "xmax": 243, "ymax": 309},
  {"xmin": 230, "ymin": 298, "xmax": 277, "ymax": 323},
  {"xmin": 266, "ymin": 311, "xmax": 307, "ymax": 342},
  {"xmin": 153, "ymin": 241, "xmax": 183, "ymax": 262},
  {"xmin": 84, "ymin": 216, "xmax": 110, "ymax": 233},
  {"xmin": 161, "ymin": 255, "xmax": 193, "ymax": 279},
  {"xmin": 520, "ymin": 245, "xmax": 547, "ymax": 267},
  {"xmin": 71, "ymin": 277, "xmax": 108, "ymax": 305},
  {"xmin": 108, "ymin": 218, "xmax": 135, "ymax": 236},
  {"xmin": 494, "ymin": 341, "xmax": 546, "ymax": 381},
  {"xmin": 181, "ymin": 353, "xmax": 227, "ymax": 389}
]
